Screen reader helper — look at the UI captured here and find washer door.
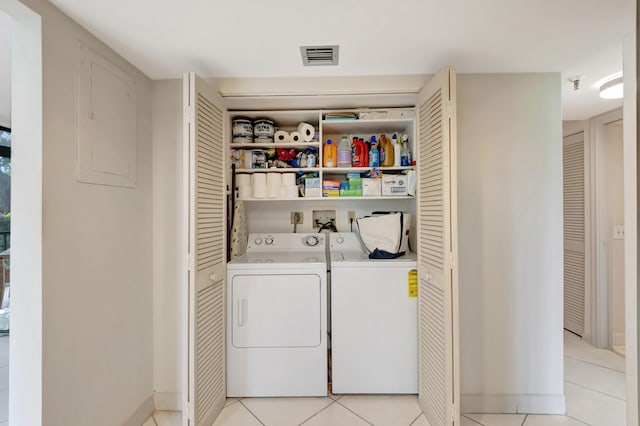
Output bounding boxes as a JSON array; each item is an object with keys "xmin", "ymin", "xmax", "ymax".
[{"xmin": 232, "ymin": 273, "xmax": 322, "ymax": 348}]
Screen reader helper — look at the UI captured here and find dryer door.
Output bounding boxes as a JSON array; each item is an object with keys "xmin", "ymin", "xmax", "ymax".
[{"xmin": 231, "ymin": 273, "xmax": 322, "ymax": 348}]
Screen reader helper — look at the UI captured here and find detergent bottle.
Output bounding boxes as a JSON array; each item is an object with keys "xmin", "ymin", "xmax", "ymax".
[
  {"xmin": 352, "ymin": 137, "xmax": 361, "ymax": 167},
  {"xmin": 401, "ymin": 135, "xmax": 411, "ymax": 166},
  {"xmin": 392, "ymin": 133, "xmax": 402, "ymax": 167},
  {"xmin": 360, "ymin": 138, "xmax": 369, "ymax": 167},
  {"xmin": 379, "ymin": 134, "xmax": 394, "ymax": 166},
  {"xmin": 369, "ymin": 136, "xmax": 380, "ymax": 167},
  {"xmin": 337, "ymin": 136, "xmax": 352, "ymax": 167},
  {"xmin": 323, "ymin": 139, "xmax": 337, "ymax": 168}
]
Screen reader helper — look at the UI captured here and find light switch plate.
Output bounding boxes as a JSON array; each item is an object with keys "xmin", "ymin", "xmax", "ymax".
[{"xmin": 613, "ymin": 225, "xmax": 625, "ymax": 240}]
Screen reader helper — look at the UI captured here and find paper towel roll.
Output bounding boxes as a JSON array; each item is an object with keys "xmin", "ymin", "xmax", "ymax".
[
  {"xmin": 297, "ymin": 122, "xmax": 315, "ymax": 142},
  {"xmin": 253, "ymin": 186, "xmax": 266, "ymax": 199},
  {"xmin": 289, "ymin": 131, "xmax": 303, "ymax": 144},
  {"xmin": 281, "ymin": 173, "xmax": 296, "ymax": 186},
  {"xmin": 274, "ymin": 130, "xmax": 290, "ymax": 143},
  {"xmin": 243, "ymin": 150, "xmax": 252, "ymax": 169},
  {"xmin": 266, "ymin": 172, "xmax": 282, "ymax": 187},
  {"xmin": 266, "ymin": 173, "xmax": 282, "ymax": 199},
  {"xmin": 236, "ymin": 174, "xmax": 251, "ymax": 187},
  {"xmin": 282, "ymin": 185, "xmax": 299, "ymax": 198},
  {"xmin": 238, "ymin": 186, "xmax": 252, "ymax": 199}
]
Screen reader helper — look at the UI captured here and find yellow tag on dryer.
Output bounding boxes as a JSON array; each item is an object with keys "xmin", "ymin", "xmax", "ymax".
[{"xmin": 408, "ymin": 269, "xmax": 418, "ymax": 297}]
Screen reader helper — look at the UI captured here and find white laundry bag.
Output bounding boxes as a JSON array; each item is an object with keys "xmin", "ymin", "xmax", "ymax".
[{"xmin": 356, "ymin": 212, "xmax": 407, "ymax": 259}]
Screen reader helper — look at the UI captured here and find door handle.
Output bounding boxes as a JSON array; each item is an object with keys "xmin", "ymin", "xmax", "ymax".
[
  {"xmin": 237, "ymin": 299, "xmax": 247, "ymax": 326},
  {"xmin": 210, "ymin": 272, "xmax": 223, "ymax": 283}
]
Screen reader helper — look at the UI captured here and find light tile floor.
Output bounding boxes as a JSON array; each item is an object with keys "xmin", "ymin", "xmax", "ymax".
[{"xmin": 143, "ymin": 330, "xmax": 624, "ymax": 425}]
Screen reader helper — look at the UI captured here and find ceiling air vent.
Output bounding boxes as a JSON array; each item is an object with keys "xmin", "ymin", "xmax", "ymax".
[{"xmin": 300, "ymin": 45, "xmax": 339, "ymax": 66}]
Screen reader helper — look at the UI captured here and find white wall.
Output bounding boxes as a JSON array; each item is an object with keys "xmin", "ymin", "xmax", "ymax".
[
  {"xmin": 457, "ymin": 74, "xmax": 565, "ymax": 413},
  {"xmin": 16, "ymin": 0, "xmax": 155, "ymax": 424},
  {"xmin": 151, "ymin": 79, "xmax": 183, "ymax": 410}
]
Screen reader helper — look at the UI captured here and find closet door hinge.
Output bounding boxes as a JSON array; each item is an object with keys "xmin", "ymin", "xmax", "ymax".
[
  {"xmin": 185, "ymin": 253, "xmax": 193, "ymax": 271},
  {"xmin": 184, "ymin": 105, "xmax": 194, "ymax": 124},
  {"xmin": 451, "ymin": 403, "xmax": 456, "ymax": 423},
  {"xmin": 449, "ymin": 252, "xmax": 455, "ymax": 270},
  {"xmin": 184, "ymin": 401, "xmax": 191, "ymax": 421},
  {"xmin": 445, "ymin": 100, "xmax": 455, "ymax": 119}
]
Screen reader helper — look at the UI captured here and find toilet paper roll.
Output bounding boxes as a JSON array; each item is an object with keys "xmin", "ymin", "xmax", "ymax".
[
  {"xmin": 274, "ymin": 130, "xmax": 290, "ymax": 143},
  {"xmin": 237, "ymin": 186, "xmax": 252, "ymax": 199},
  {"xmin": 297, "ymin": 122, "xmax": 315, "ymax": 142},
  {"xmin": 281, "ymin": 173, "xmax": 296, "ymax": 186},
  {"xmin": 251, "ymin": 173, "xmax": 266, "ymax": 189},
  {"xmin": 236, "ymin": 174, "xmax": 251, "ymax": 188},
  {"xmin": 289, "ymin": 131, "xmax": 303, "ymax": 144}
]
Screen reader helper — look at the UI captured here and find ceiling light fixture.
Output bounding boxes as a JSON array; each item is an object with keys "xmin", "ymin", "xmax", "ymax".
[{"xmin": 598, "ymin": 75, "xmax": 624, "ymax": 99}]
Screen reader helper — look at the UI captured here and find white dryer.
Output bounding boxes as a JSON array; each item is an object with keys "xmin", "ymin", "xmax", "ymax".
[
  {"xmin": 329, "ymin": 232, "xmax": 418, "ymax": 394},
  {"xmin": 226, "ymin": 233, "xmax": 328, "ymax": 397}
]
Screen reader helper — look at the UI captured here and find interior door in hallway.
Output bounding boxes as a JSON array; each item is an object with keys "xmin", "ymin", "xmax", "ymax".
[{"xmin": 563, "ymin": 131, "xmax": 586, "ymax": 336}]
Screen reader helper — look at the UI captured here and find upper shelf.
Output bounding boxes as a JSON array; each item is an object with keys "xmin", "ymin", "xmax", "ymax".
[
  {"xmin": 230, "ymin": 142, "xmax": 320, "ymax": 149},
  {"xmin": 322, "ymin": 118, "xmax": 414, "ymax": 134},
  {"xmin": 229, "ymin": 110, "xmax": 321, "ymax": 128}
]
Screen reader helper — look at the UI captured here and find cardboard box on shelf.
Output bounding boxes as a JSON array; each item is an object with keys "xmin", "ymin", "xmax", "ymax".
[
  {"xmin": 381, "ymin": 174, "xmax": 408, "ymax": 196},
  {"xmin": 362, "ymin": 178, "xmax": 382, "ymax": 196}
]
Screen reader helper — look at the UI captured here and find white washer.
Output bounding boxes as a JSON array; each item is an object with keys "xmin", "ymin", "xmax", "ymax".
[
  {"xmin": 330, "ymin": 232, "xmax": 418, "ymax": 394},
  {"xmin": 226, "ymin": 233, "xmax": 328, "ymax": 397}
]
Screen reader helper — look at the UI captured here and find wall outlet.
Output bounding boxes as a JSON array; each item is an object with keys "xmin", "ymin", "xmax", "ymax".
[
  {"xmin": 347, "ymin": 211, "xmax": 356, "ymax": 221},
  {"xmin": 312, "ymin": 209, "xmax": 336, "ymax": 228},
  {"xmin": 290, "ymin": 212, "xmax": 303, "ymax": 224}
]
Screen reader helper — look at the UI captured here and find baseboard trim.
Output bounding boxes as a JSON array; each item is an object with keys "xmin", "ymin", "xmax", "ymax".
[
  {"xmin": 461, "ymin": 393, "xmax": 565, "ymax": 414},
  {"xmin": 155, "ymin": 391, "xmax": 182, "ymax": 411},
  {"xmin": 123, "ymin": 392, "xmax": 155, "ymax": 426},
  {"xmin": 614, "ymin": 331, "xmax": 626, "ymax": 347}
]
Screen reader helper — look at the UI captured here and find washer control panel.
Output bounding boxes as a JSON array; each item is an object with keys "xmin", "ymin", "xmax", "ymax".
[{"xmin": 247, "ymin": 233, "xmax": 326, "ymax": 251}]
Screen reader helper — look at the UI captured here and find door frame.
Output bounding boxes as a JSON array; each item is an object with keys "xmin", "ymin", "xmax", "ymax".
[
  {"xmin": 587, "ymin": 107, "xmax": 623, "ymax": 349},
  {"xmin": 0, "ymin": 1, "xmax": 43, "ymax": 425}
]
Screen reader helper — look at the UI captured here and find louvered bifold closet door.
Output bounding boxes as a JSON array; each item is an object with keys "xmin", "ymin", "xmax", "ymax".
[
  {"xmin": 563, "ymin": 132, "xmax": 586, "ymax": 336},
  {"xmin": 415, "ymin": 67, "xmax": 459, "ymax": 426},
  {"xmin": 183, "ymin": 72, "xmax": 227, "ymax": 426}
]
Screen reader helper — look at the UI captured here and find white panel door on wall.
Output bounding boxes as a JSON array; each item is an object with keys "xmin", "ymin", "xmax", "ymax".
[
  {"xmin": 416, "ymin": 66, "xmax": 459, "ymax": 426},
  {"xmin": 563, "ymin": 132, "xmax": 586, "ymax": 336},
  {"xmin": 183, "ymin": 72, "xmax": 227, "ymax": 426}
]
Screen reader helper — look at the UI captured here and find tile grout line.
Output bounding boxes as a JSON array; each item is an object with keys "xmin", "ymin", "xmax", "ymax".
[
  {"xmin": 296, "ymin": 399, "xmax": 337, "ymax": 426},
  {"xmin": 564, "ymin": 378, "xmax": 627, "ymax": 402},
  {"xmin": 565, "ymin": 354, "xmax": 626, "ymax": 374},
  {"xmin": 239, "ymin": 399, "xmax": 266, "ymax": 426},
  {"xmin": 521, "ymin": 413, "xmax": 527, "ymax": 425},
  {"xmin": 334, "ymin": 399, "xmax": 375, "ymax": 425},
  {"xmin": 150, "ymin": 414, "xmax": 159, "ymax": 426},
  {"xmin": 566, "ymin": 414, "xmax": 592, "ymax": 425},
  {"xmin": 461, "ymin": 414, "xmax": 483, "ymax": 425},
  {"xmin": 408, "ymin": 411, "xmax": 422, "ymax": 425}
]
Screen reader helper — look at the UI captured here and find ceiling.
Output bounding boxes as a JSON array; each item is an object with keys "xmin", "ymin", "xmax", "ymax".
[{"xmin": 1, "ymin": 0, "xmax": 635, "ymax": 124}]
